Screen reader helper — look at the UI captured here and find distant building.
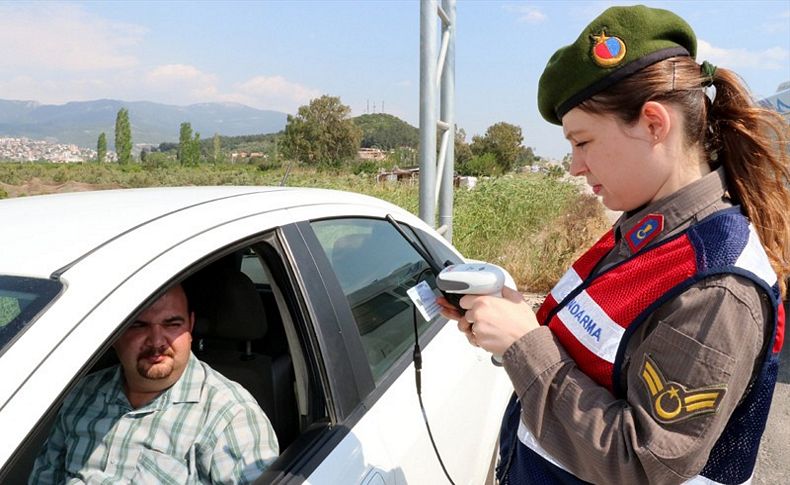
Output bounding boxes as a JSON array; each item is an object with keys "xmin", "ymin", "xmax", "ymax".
[{"xmin": 358, "ymin": 147, "xmax": 387, "ymax": 160}]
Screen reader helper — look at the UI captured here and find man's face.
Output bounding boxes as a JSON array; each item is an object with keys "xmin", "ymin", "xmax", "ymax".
[{"xmin": 113, "ymin": 285, "xmax": 194, "ymax": 393}]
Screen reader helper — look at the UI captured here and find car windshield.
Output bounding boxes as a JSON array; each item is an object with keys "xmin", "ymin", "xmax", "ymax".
[{"xmin": 0, "ymin": 276, "xmax": 63, "ymax": 356}]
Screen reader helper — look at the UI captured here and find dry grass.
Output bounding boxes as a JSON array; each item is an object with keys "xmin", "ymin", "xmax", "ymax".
[{"xmin": 511, "ymin": 194, "xmax": 610, "ymax": 292}]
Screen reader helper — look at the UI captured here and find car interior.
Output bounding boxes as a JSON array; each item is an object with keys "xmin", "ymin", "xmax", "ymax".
[
  {"xmin": 2, "ymin": 240, "xmax": 321, "ymax": 484},
  {"xmin": 184, "ymin": 248, "xmax": 302, "ymax": 448}
]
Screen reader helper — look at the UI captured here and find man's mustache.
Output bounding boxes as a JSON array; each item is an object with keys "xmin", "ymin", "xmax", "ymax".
[{"xmin": 138, "ymin": 345, "xmax": 174, "ymax": 359}]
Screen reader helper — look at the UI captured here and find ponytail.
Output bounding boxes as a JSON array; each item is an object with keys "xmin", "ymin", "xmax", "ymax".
[{"xmin": 707, "ymin": 69, "xmax": 790, "ymax": 297}]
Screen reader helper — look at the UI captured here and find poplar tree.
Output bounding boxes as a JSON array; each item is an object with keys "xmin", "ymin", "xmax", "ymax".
[
  {"xmin": 212, "ymin": 133, "xmax": 222, "ymax": 163},
  {"xmin": 178, "ymin": 122, "xmax": 201, "ymax": 166},
  {"xmin": 178, "ymin": 122, "xmax": 193, "ymax": 165},
  {"xmin": 97, "ymin": 132, "xmax": 107, "ymax": 163},
  {"xmin": 114, "ymin": 108, "xmax": 132, "ymax": 165}
]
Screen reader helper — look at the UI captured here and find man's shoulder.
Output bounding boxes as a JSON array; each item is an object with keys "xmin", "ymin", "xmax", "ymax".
[
  {"xmin": 59, "ymin": 365, "xmax": 119, "ymax": 411},
  {"xmin": 73, "ymin": 365, "xmax": 119, "ymax": 395},
  {"xmin": 194, "ymin": 359, "xmax": 260, "ymax": 408}
]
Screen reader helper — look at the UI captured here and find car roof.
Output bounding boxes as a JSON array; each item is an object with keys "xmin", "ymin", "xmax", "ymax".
[{"xmin": 0, "ymin": 186, "xmax": 412, "ymax": 278}]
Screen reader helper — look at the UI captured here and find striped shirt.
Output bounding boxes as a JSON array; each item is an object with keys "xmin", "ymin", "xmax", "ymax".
[{"xmin": 29, "ymin": 353, "xmax": 279, "ymax": 484}]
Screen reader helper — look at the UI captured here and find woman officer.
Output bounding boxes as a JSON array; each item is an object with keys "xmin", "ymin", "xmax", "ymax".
[{"xmin": 439, "ymin": 5, "xmax": 789, "ymax": 484}]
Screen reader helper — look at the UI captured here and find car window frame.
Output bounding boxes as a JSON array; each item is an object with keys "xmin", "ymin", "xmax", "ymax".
[{"xmin": 293, "ymin": 216, "xmax": 456, "ymax": 399}]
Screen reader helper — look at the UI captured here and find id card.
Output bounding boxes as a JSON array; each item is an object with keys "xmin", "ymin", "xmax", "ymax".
[{"xmin": 406, "ymin": 280, "xmax": 441, "ymax": 322}]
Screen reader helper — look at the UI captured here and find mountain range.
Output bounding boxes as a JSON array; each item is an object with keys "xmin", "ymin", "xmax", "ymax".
[{"xmin": 0, "ymin": 99, "xmax": 288, "ymax": 149}]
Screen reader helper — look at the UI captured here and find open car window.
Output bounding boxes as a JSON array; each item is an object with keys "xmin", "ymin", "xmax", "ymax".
[{"xmin": 310, "ymin": 218, "xmax": 441, "ymax": 382}]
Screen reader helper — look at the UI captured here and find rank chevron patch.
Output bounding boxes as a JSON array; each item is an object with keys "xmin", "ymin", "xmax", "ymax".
[{"xmin": 641, "ymin": 355, "xmax": 727, "ymax": 423}]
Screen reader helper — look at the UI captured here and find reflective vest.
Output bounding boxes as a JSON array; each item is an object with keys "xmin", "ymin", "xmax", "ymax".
[{"xmin": 498, "ymin": 209, "xmax": 785, "ymax": 485}]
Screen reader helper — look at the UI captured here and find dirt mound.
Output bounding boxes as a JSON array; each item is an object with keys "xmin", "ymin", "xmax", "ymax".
[{"xmin": 0, "ymin": 178, "xmax": 123, "ymax": 198}]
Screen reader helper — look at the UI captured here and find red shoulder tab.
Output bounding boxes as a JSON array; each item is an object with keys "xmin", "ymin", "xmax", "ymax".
[{"xmin": 625, "ymin": 214, "xmax": 664, "ymax": 254}]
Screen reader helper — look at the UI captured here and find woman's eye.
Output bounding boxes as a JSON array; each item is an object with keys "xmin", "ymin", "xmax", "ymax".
[{"xmin": 575, "ymin": 141, "xmax": 588, "ymax": 148}]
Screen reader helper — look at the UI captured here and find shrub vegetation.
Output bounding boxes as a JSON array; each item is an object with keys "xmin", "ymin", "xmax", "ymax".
[{"xmin": 0, "ymin": 162, "xmax": 608, "ymax": 293}]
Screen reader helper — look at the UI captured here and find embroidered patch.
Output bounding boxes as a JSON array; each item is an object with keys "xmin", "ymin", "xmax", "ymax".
[
  {"xmin": 641, "ymin": 355, "xmax": 726, "ymax": 424},
  {"xmin": 625, "ymin": 214, "xmax": 664, "ymax": 253},
  {"xmin": 591, "ymin": 30, "xmax": 627, "ymax": 67}
]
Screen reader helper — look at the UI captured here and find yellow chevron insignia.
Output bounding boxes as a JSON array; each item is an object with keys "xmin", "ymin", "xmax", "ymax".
[{"xmin": 640, "ymin": 355, "xmax": 727, "ymax": 423}]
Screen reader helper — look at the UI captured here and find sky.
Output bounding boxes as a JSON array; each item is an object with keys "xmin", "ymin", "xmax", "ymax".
[{"xmin": 0, "ymin": 0, "xmax": 788, "ymax": 160}]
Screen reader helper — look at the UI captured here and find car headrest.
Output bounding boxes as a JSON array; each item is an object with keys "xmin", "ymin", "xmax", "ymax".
[{"xmin": 188, "ymin": 266, "xmax": 268, "ymax": 341}]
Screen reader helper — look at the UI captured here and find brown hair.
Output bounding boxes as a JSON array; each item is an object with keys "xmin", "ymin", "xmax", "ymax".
[{"xmin": 578, "ymin": 56, "xmax": 790, "ymax": 296}]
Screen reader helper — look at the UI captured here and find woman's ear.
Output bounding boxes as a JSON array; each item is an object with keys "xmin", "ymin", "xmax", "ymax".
[{"xmin": 640, "ymin": 101, "xmax": 671, "ymax": 144}]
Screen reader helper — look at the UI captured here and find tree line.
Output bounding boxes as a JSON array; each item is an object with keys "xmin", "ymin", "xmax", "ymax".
[{"xmin": 97, "ymin": 97, "xmax": 547, "ymax": 177}]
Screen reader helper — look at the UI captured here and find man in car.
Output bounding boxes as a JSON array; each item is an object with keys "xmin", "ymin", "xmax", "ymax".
[{"xmin": 29, "ymin": 283, "xmax": 279, "ymax": 484}]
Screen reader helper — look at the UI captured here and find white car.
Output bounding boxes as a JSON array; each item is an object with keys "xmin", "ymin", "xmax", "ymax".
[{"xmin": 0, "ymin": 187, "xmax": 512, "ymax": 484}]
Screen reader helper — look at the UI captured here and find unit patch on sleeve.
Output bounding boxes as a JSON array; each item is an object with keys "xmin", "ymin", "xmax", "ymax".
[
  {"xmin": 640, "ymin": 355, "xmax": 727, "ymax": 424},
  {"xmin": 625, "ymin": 214, "xmax": 664, "ymax": 253}
]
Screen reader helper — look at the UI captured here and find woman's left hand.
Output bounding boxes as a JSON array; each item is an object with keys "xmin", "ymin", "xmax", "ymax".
[{"xmin": 455, "ymin": 286, "xmax": 540, "ymax": 356}]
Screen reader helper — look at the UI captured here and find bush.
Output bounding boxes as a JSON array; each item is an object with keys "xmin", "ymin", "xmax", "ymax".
[
  {"xmin": 352, "ymin": 159, "xmax": 380, "ymax": 175},
  {"xmin": 461, "ymin": 153, "xmax": 501, "ymax": 177}
]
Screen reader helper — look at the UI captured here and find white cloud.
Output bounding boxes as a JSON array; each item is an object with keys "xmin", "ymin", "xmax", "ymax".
[
  {"xmin": 145, "ymin": 64, "xmax": 219, "ymax": 97},
  {"xmin": 504, "ymin": 5, "xmax": 547, "ymax": 24},
  {"xmin": 0, "ymin": 3, "xmax": 144, "ymax": 71},
  {"xmin": 227, "ymin": 76, "xmax": 322, "ymax": 112},
  {"xmin": 698, "ymin": 39, "xmax": 789, "ymax": 70}
]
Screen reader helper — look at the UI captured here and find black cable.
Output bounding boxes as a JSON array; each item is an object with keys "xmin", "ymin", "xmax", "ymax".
[{"xmin": 413, "ymin": 298, "xmax": 456, "ymax": 485}]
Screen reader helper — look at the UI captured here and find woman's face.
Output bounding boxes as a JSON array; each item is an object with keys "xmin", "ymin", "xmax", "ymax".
[{"xmin": 562, "ymin": 107, "xmax": 671, "ymax": 212}]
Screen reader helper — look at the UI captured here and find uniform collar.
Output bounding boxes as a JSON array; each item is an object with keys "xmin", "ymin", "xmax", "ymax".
[{"xmin": 614, "ymin": 167, "xmax": 729, "ymax": 255}]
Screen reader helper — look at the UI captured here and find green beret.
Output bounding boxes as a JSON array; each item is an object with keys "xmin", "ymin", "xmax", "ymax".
[{"xmin": 538, "ymin": 5, "xmax": 697, "ymax": 125}]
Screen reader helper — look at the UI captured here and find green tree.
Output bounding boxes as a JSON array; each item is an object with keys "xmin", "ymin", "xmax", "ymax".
[
  {"xmin": 97, "ymin": 132, "xmax": 107, "ymax": 163},
  {"xmin": 192, "ymin": 132, "xmax": 202, "ymax": 164},
  {"xmin": 464, "ymin": 152, "xmax": 501, "ymax": 177},
  {"xmin": 178, "ymin": 122, "xmax": 201, "ymax": 166},
  {"xmin": 114, "ymin": 108, "xmax": 132, "ymax": 165},
  {"xmin": 282, "ymin": 95, "xmax": 362, "ymax": 166},
  {"xmin": 454, "ymin": 127, "xmax": 473, "ymax": 171},
  {"xmin": 470, "ymin": 122, "xmax": 523, "ymax": 173},
  {"xmin": 212, "ymin": 133, "xmax": 223, "ymax": 163}
]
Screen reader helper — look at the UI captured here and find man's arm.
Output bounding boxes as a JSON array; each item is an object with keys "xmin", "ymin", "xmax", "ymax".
[{"xmin": 209, "ymin": 402, "xmax": 279, "ymax": 484}]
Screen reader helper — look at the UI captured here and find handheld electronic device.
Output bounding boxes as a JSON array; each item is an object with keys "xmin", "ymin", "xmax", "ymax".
[
  {"xmin": 436, "ymin": 262, "xmax": 508, "ymax": 364},
  {"xmin": 435, "ymin": 262, "xmax": 505, "ymax": 298}
]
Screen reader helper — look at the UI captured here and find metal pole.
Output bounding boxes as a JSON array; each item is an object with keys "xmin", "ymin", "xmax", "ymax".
[
  {"xmin": 438, "ymin": 0, "xmax": 455, "ymax": 242},
  {"xmin": 419, "ymin": 0, "xmax": 438, "ymax": 226}
]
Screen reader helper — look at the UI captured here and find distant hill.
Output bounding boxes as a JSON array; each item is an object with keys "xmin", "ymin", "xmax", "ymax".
[
  {"xmin": 352, "ymin": 113, "xmax": 419, "ymax": 150},
  {"xmin": 0, "ymin": 99, "xmax": 287, "ymax": 149}
]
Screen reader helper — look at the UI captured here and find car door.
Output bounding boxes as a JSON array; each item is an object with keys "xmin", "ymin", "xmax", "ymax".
[{"xmin": 287, "ymin": 216, "xmax": 512, "ymax": 484}]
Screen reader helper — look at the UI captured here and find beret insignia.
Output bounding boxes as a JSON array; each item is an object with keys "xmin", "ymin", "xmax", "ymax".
[{"xmin": 591, "ymin": 30, "xmax": 626, "ymax": 67}]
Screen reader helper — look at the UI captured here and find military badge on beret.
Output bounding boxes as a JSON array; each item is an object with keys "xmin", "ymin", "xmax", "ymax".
[{"xmin": 592, "ymin": 31, "xmax": 626, "ymax": 67}]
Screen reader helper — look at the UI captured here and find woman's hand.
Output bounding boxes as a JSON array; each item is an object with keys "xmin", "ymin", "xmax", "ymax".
[{"xmin": 437, "ymin": 286, "xmax": 540, "ymax": 356}]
